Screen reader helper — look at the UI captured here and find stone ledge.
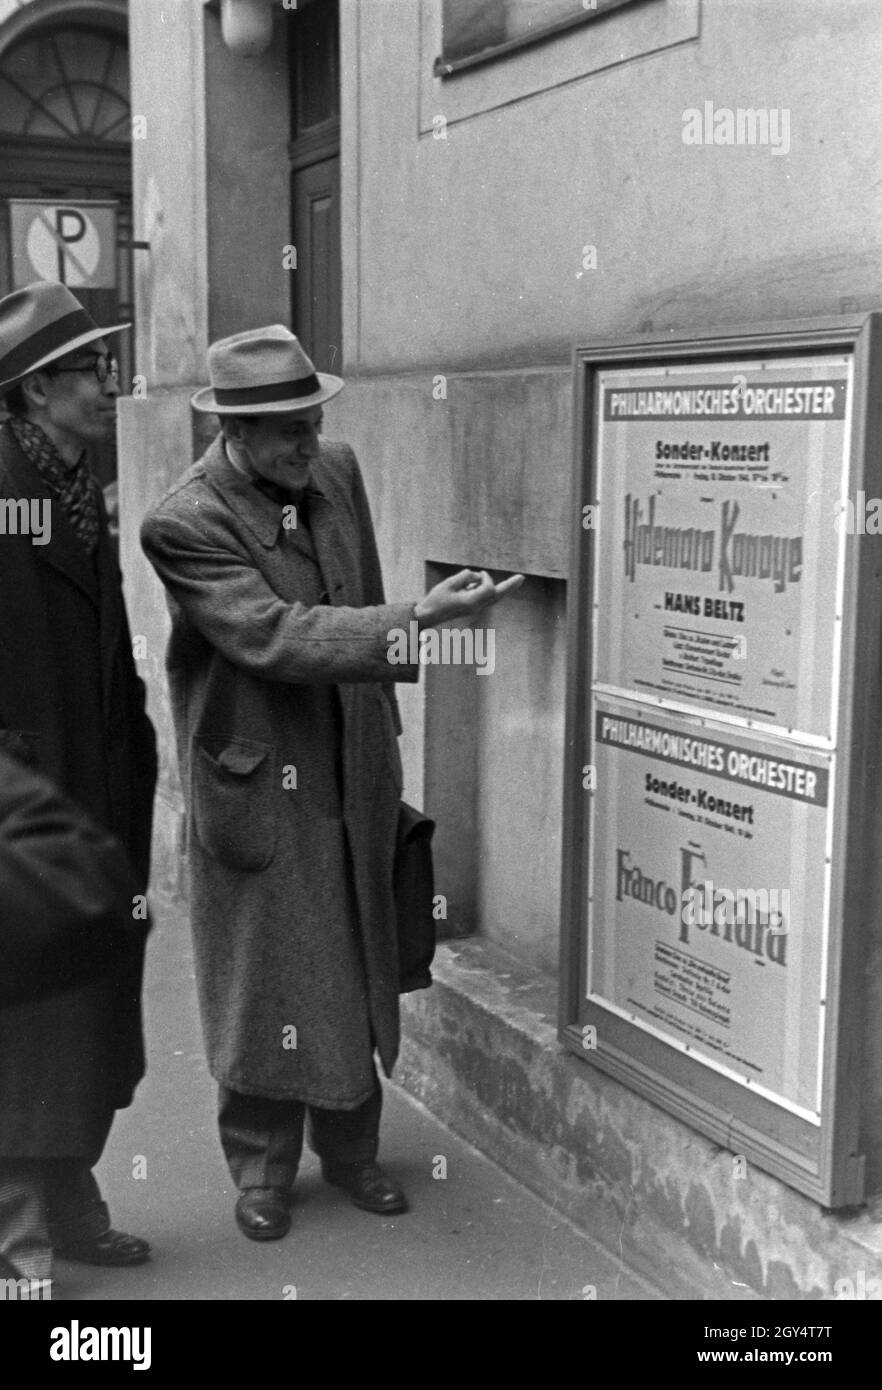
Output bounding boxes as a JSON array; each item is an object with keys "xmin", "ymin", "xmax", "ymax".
[{"xmin": 399, "ymin": 939, "xmax": 882, "ymax": 1300}]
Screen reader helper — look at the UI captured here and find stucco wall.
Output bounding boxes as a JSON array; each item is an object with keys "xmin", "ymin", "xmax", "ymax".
[
  {"xmin": 326, "ymin": 372, "xmax": 570, "ymax": 975},
  {"xmin": 342, "ymin": 0, "xmax": 882, "ymax": 374}
]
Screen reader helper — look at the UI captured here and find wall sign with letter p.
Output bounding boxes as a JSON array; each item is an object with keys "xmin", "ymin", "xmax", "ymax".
[{"xmin": 8, "ymin": 199, "xmax": 118, "ymax": 289}]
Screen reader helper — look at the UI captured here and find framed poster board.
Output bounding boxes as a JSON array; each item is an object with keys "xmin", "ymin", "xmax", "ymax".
[{"xmin": 560, "ymin": 315, "xmax": 882, "ymax": 1207}]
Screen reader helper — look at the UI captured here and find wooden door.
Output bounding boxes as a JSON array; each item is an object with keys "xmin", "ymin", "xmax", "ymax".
[{"xmin": 288, "ymin": 0, "xmax": 341, "ymax": 373}]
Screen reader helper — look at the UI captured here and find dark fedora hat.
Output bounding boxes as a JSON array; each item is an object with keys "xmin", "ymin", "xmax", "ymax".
[
  {"xmin": 0, "ymin": 281, "xmax": 130, "ymax": 394},
  {"xmin": 191, "ymin": 324, "xmax": 343, "ymax": 415}
]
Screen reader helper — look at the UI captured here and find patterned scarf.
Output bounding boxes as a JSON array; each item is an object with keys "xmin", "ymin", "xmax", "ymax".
[{"xmin": 9, "ymin": 416, "xmax": 100, "ymax": 555}]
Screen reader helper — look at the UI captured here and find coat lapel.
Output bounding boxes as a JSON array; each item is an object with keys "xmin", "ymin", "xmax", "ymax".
[
  {"xmin": 306, "ymin": 487, "xmax": 347, "ymax": 603},
  {"xmin": 201, "ymin": 436, "xmax": 288, "ymax": 549},
  {"xmin": 95, "ymin": 518, "xmax": 123, "ymax": 717}
]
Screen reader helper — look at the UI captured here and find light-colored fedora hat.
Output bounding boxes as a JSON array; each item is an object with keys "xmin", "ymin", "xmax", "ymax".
[
  {"xmin": 0, "ymin": 281, "xmax": 129, "ymax": 393},
  {"xmin": 191, "ymin": 324, "xmax": 343, "ymax": 415}
]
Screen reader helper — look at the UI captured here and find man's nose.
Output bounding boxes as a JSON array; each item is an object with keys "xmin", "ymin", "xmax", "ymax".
[
  {"xmin": 297, "ymin": 429, "xmax": 320, "ymax": 458},
  {"xmin": 102, "ymin": 375, "xmax": 120, "ymax": 398}
]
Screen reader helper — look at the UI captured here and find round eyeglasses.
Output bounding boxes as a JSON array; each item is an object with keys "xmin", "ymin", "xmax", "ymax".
[{"xmin": 50, "ymin": 353, "xmax": 119, "ymax": 384}]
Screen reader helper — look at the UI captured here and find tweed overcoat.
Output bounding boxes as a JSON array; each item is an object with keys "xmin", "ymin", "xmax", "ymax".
[
  {"xmin": 140, "ymin": 437, "xmax": 419, "ymax": 1108},
  {"xmin": 0, "ymin": 421, "xmax": 157, "ymax": 1155}
]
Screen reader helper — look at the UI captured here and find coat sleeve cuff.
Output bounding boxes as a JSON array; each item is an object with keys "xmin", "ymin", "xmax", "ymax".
[{"xmin": 382, "ymin": 603, "xmax": 423, "ymax": 683}]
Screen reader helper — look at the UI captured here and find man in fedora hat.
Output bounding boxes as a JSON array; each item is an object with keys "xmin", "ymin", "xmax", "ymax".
[
  {"xmin": 141, "ymin": 325, "xmax": 521, "ymax": 1240},
  {"xmin": 0, "ymin": 282, "xmax": 157, "ymax": 1285}
]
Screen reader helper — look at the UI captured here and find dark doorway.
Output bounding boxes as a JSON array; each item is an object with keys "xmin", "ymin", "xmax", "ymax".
[{"xmin": 288, "ymin": 0, "xmax": 341, "ymax": 374}]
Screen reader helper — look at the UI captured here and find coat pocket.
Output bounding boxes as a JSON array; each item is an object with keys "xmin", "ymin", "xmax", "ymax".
[{"xmin": 191, "ymin": 736, "xmax": 277, "ymax": 872}]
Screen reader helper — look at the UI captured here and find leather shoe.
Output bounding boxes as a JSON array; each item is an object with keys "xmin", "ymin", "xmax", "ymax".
[
  {"xmin": 235, "ymin": 1188, "xmax": 291, "ymax": 1241},
  {"xmin": 55, "ymin": 1229, "xmax": 151, "ymax": 1267},
  {"xmin": 321, "ymin": 1160, "xmax": 408, "ymax": 1215}
]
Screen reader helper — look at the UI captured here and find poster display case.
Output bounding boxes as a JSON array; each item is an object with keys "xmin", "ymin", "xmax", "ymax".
[{"xmin": 560, "ymin": 316, "xmax": 882, "ymax": 1207}]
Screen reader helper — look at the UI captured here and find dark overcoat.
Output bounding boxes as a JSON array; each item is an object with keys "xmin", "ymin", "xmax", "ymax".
[
  {"xmin": 0, "ymin": 421, "xmax": 157, "ymax": 1155},
  {"xmin": 0, "ymin": 750, "xmax": 142, "ymax": 1010},
  {"xmin": 141, "ymin": 437, "xmax": 419, "ymax": 1108}
]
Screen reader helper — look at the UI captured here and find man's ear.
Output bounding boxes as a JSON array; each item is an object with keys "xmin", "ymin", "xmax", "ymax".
[
  {"xmin": 19, "ymin": 370, "xmax": 50, "ymax": 412},
  {"xmin": 222, "ymin": 415, "xmax": 245, "ymax": 446}
]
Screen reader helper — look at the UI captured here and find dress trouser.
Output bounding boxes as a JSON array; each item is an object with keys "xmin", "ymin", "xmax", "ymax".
[
  {"xmin": 0, "ymin": 1110, "xmax": 114, "ymax": 1281},
  {"xmin": 218, "ymin": 1069, "xmax": 382, "ymax": 1190}
]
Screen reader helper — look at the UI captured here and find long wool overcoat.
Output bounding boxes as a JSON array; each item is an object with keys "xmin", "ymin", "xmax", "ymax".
[
  {"xmin": 0, "ymin": 421, "xmax": 157, "ymax": 1155},
  {"xmin": 0, "ymin": 750, "xmax": 141, "ymax": 1010},
  {"xmin": 141, "ymin": 437, "xmax": 419, "ymax": 1108}
]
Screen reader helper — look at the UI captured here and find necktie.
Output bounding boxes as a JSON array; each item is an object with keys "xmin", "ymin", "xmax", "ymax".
[
  {"xmin": 251, "ymin": 477, "xmax": 313, "ymax": 530},
  {"xmin": 252, "ymin": 477, "xmax": 295, "ymax": 507}
]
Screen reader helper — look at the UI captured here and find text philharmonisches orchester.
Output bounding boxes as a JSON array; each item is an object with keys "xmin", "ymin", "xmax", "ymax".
[{"xmin": 606, "ymin": 384, "xmax": 839, "ymax": 418}]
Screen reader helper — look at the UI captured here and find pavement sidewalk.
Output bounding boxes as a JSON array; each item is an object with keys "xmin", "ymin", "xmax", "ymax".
[{"xmin": 56, "ymin": 894, "xmax": 663, "ymax": 1301}]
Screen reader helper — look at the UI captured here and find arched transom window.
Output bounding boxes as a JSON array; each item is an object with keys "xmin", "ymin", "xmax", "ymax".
[{"xmin": 0, "ymin": 25, "xmax": 129, "ymax": 142}]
